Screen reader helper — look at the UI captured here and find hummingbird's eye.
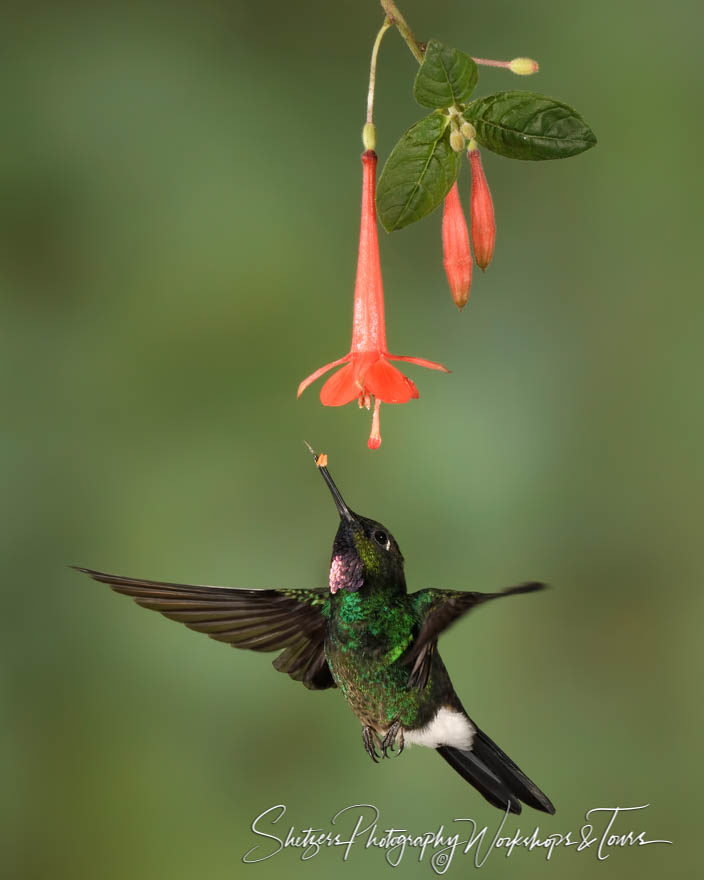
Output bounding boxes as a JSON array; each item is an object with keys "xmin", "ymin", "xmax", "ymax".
[{"xmin": 373, "ymin": 530, "xmax": 389, "ymax": 548}]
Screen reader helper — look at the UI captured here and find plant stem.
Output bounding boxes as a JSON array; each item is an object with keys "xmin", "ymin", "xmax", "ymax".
[
  {"xmin": 367, "ymin": 18, "xmax": 392, "ymax": 124},
  {"xmin": 472, "ymin": 57, "xmax": 510, "ymax": 69},
  {"xmin": 379, "ymin": 0, "xmax": 424, "ymax": 65}
]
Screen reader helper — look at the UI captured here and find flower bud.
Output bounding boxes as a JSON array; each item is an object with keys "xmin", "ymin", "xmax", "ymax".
[
  {"xmin": 508, "ymin": 57, "xmax": 539, "ymax": 76},
  {"xmin": 469, "ymin": 147, "xmax": 495, "ymax": 271},
  {"xmin": 460, "ymin": 122, "xmax": 476, "ymax": 140},
  {"xmin": 442, "ymin": 182, "xmax": 472, "ymax": 310},
  {"xmin": 449, "ymin": 129, "xmax": 466, "ymax": 153}
]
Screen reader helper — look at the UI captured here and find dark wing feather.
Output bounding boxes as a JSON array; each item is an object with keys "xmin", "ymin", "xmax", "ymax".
[
  {"xmin": 404, "ymin": 582, "xmax": 546, "ymax": 689},
  {"xmin": 74, "ymin": 567, "xmax": 335, "ymax": 690}
]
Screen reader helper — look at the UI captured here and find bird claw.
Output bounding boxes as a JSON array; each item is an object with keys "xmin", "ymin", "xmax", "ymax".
[
  {"xmin": 380, "ymin": 720, "xmax": 404, "ymax": 758},
  {"xmin": 362, "ymin": 726, "xmax": 381, "ymax": 763}
]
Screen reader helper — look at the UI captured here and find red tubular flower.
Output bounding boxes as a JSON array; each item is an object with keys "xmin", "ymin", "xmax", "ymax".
[
  {"xmin": 297, "ymin": 150, "xmax": 448, "ymax": 450},
  {"xmin": 442, "ymin": 182, "xmax": 472, "ymax": 310},
  {"xmin": 469, "ymin": 146, "xmax": 496, "ymax": 271}
]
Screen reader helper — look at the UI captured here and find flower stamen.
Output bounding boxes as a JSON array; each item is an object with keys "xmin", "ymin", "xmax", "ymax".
[{"xmin": 368, "ymin": 399, "xmax": 382, "ymax": 450}]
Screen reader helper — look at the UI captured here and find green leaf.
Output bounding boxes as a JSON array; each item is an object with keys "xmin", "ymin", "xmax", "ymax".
[
  {"xmin": 464, "ymin": 91, "xmax": 597, "ymax": 160},
  {"xmin": 376, "ymin": 113, "xmax": 460, "ymax": 232},
  {"xmin": 413, "ymin": 40, "xmax": 478, "ymax": 109}
]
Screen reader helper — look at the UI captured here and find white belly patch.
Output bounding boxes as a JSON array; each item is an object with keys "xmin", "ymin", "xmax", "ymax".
[{"xmin": 403, "ymin": 707, "xmax": 475, "ymax": 750}]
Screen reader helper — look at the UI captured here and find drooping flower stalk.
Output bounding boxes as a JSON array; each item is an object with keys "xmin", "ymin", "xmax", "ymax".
[
  {"xmin": 366, "ymin": 18, "xmax": 391, "ymax": 130},
  {"xmin": 298, "ymin": 151, "xmax": 448, "ymax": 449}
]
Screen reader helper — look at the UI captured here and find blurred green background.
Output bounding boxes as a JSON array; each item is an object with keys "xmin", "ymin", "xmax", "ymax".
[{"xmin": 2, "ymin": 0, "xmax": 700, "ymax": 876}]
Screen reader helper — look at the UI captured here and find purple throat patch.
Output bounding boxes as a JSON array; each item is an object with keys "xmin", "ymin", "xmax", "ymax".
[{"xmin": 329, "ymin": 553, "xmax": 364, "ymax": 594}]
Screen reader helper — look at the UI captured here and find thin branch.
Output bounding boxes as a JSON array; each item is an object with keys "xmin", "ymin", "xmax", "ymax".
[{"xmin": 379, "ymin": 0, "xmax": 424, "ymax": 65}]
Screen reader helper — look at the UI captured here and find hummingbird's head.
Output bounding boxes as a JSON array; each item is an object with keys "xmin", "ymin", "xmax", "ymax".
[{"xmin": 310, "ymin": 451, "xmax": 405, "ymax": 594}]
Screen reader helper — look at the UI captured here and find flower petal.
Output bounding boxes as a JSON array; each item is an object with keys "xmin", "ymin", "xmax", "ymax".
[
  {"xmin": 320, "ymin": 363, "xmax": 360, "ymax": 406},
  {"xmin": 297, "ymin": 355, "xmax": 350, "ymax": 398},
  {"xmin": 388, "ymin": 354, "xmax": 450, "ymax": 373},
  {"xmin": 363, "ymin": 358, "xmax": 418, "ymax": 403}
]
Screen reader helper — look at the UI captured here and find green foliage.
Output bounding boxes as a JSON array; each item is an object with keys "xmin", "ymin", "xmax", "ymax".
[
  {"xmin": 379, "ymin": 41, "xmax": 596, "ymax": 231},
  {"xmin": 413, "ymin": 39, "xmax": 478, "ymax": 109},
  {"xmin": 376, "ymin": 112, "xmax": 460, "ymax": 232},
  {"xmin": 464, "ymin": 90, "xmax": 597, "ymax": 160}
]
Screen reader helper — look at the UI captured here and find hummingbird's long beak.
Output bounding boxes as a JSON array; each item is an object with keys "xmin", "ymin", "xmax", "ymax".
[{"xmin": 305, "ymin": 443, "xmax": 354, "ymax": 522}]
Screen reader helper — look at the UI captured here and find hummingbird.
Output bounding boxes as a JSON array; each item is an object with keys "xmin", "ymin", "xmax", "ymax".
[{"xmin": 75, "ymin": 452, "xmax": 555, "ymax": 815}]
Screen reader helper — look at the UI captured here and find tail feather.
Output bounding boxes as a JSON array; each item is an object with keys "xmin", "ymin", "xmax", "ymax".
[
  {"xmin": 437, "ymin": 746, "xmax": 522, "ymax": 814},
  {"xmin": 437, "ymin": 725, "xmax": 555, "ymax": 815},
  {"xmin": 472, "ymin": 728, "xmax": 555, "ymax": 814}
]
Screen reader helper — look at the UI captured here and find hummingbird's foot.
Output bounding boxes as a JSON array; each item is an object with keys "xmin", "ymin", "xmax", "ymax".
[
  {"xmin": 396, "ymin": 728, "xmax": 405, "ymax": 756},
  {"xmin": 362, "ymin": 726, "xmax": 381, "ymax": 763},
  {"xmin": 380, "ymin": 720, "xmax": 404, "ymax": 758}
]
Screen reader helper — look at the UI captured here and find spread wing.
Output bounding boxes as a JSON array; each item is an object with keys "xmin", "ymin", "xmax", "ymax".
[
  {"xmin": 404, "ymin": 582, "xmax": 546, "ymax": 689},
  {"xmin": 75, "ymin": 566, "xmax": 335, "ymax": 690}
]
